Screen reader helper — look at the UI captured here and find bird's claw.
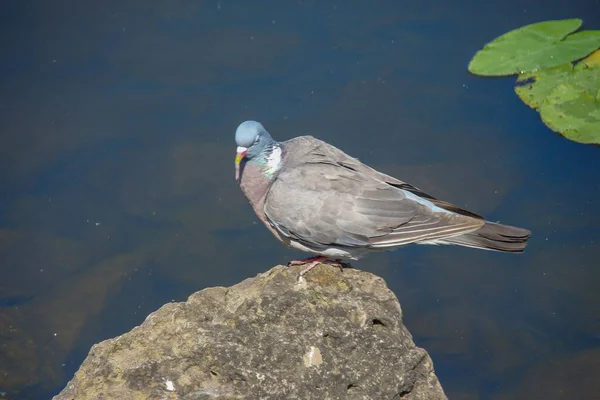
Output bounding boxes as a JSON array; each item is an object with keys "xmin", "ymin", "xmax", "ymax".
[{"xmin": 288, "ymin": 256, "xmax": 348, "ymax": 281}]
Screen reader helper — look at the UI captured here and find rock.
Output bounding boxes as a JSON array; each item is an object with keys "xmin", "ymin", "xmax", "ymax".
[{"xmin": 53, "ymin": 264, "xmax": 447, "ymax": 400}]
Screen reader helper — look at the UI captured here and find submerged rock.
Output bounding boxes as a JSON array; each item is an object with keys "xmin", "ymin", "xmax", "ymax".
[{"xmin": 53, "ymin": 264, "xmax": 447, "ymax": 400}]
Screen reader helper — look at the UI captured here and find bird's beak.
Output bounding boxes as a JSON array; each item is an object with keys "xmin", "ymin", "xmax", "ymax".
[{"xmin": 235, "ymin": 146, "xmax": 248, "ymax": 182}]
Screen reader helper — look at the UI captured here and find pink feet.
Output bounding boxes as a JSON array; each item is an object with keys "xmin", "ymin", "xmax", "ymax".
[{"xmin": 288, "ymin": 256, "xmax": 346, "ymax": 279}]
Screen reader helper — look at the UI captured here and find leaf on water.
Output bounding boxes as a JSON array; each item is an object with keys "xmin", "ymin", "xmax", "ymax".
[
  {"xmin": 540, "ymin": 83, "xmax": 600, "ymax": 145},
  {"xmin": 468, "ymin": 19, "xmax": 600, "ymax": 76},
  {"xmin": 582, "ymin": 49, "xmax": 600, "ymax": 67},
  {"xmin": 515, "ymin": 63, "xmax": 600, "ymax": 110}
]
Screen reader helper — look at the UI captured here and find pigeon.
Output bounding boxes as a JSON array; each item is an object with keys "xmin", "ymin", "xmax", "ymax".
[{"xmin": 235, "ymin": 120, "xmax": 531, "ymax": 277}]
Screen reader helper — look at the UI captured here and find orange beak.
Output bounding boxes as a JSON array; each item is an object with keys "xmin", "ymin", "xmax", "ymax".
[{"xmin": 235, "ymin": 146, "xmax": 248, "ymax": 182}]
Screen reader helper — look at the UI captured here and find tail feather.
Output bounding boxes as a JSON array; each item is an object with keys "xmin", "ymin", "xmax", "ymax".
[{"xmin": 440, "ymin": 221, "xmax": 531, "ymax": 252}]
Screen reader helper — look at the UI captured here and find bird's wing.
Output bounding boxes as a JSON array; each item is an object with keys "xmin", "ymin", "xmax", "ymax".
[
  {"xmin": 264, "ymin": 159, "xmax": 483, "ymax": 249},
  {"xmin": 281, "ymin": 135, "xmax": 484, "ymax": 219}
]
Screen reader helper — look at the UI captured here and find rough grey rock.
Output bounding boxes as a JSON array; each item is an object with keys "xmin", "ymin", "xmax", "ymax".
[{"xmin": 53, "ymin": 264, "xmax": 447, "ymax": 400}]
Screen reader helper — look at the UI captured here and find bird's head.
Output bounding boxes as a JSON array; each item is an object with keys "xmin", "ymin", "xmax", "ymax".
[{"xmin": 235, "ymin": 120, "xmax": 277, "ymax": 181}]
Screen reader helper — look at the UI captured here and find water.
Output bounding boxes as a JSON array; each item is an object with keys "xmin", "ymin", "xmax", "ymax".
[{"xmin": 1, "ymin": 1, "xmax": 599, "ymax": 398}]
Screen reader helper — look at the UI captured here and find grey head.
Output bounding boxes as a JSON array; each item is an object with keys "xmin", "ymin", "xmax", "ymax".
[
  {"xmin": 235, "ymin": 120, "xmax": 280, "ymax": 182},
  {"xmin": 235, "ymin": 121, "xmax": 277, "ymax": 161}
]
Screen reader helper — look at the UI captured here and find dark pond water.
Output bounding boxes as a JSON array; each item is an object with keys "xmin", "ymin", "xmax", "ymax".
[{"xmin": 1, "ymin": 1, "xmax": 599, "ymax": 398}]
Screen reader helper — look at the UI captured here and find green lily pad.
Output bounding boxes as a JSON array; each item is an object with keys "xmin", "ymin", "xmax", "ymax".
[
  {"xmin": 468, "ymin": 19, "xmax": 600, "ymax": 76},
  {"xmin": 540, "ymin": 83, "xmax": 600, "ymax": 145},
  {"xmin": 515, "ymin": 62, "xmax": 600, "ymax": 110}
]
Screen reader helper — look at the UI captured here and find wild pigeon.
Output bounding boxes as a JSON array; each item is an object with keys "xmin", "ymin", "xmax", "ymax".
[{"xmin": 235, "ymin": 120, "xmax": 531, "ymax": 276}]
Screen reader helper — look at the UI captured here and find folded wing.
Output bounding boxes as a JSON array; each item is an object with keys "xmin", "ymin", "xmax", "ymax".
[{"xmin": 264, "ymin": 160, "xmax": 483, "ymax": 250}]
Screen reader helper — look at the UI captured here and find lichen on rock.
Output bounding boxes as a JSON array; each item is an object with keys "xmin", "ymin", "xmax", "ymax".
[{"xmin": 53, "ymin": 264, "xmax": 447, "ymax": 400}]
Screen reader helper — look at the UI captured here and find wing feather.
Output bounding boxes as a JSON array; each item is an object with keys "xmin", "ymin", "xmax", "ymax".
[{"xmin": 264, "ymin": 150, "xmax": 483, "ymax": 250}]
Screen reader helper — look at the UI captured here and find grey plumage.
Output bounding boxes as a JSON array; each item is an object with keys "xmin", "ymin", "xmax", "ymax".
[{"xmin": 235, "ymin": 121, "xmax": 530, "ymax": 260}]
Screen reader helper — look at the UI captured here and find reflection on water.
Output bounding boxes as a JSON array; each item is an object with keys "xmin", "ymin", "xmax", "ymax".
[{"xmin": 1, "ymin": 1, "xmax": 599, "ymax": 398}]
